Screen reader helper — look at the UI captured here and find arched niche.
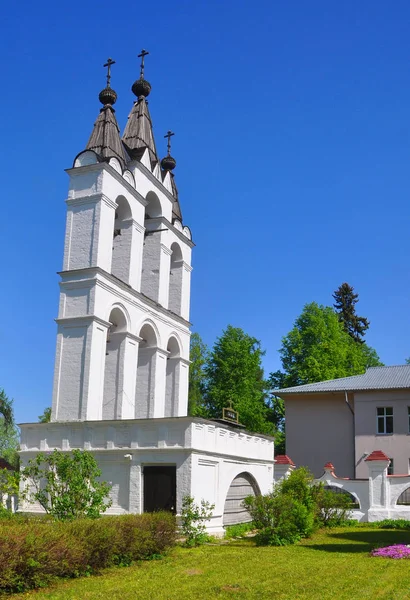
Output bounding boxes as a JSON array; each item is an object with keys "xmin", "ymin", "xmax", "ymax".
[
  {"xmin": 111, "ymin": 196, "xmax": 133, "ymax": 284},
  {"xmin": 109, "ymin": 157, "xmax": 122, "ymax": 173},
  {"xmin": 168, "ymin": 242, "xmax": 183, "ymax": 316},
  {"xmin": 102, "ymin": 307, "xmax": 128, "ymax": 420},
  {"xmin": 165, "ymin": 336, "xmax": 181, "ymax": 417},
  {"xmin": 223, "ymin": 473, "xmax": 260, "ymax": 526},
  {"xmin": 123, "ymin": 170, "xmax": 135, "ymax": 188},
  {"xmin": 141, "ymin": 192, "xmax": 163, "ymax": 302},
  {"xmin": 135, "ymin": 323, "xmax": 158, "ymax": 419},
  {"xmin": 73, "ymin": 150, "xmax": 99, "ymax": 168}
]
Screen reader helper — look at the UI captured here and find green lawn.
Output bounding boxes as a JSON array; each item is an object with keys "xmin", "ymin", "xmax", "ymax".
[{"xmin": 11, "ymin": 527, "xmax": 410, "ymax": 600}]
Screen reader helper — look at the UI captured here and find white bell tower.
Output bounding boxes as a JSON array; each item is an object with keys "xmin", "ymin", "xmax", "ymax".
[{"xmin": 51, "ymin": 54, "xmax": 193, "ymax": 424}]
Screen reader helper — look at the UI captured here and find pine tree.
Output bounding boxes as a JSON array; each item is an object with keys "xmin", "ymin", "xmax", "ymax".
[
  {"xmin": 204, "ymin": 325, "xmax": 273, "ymax": 435},
  {"xmin": 332, "ymin": 283, "xmax": 370, "ymax": 343}
]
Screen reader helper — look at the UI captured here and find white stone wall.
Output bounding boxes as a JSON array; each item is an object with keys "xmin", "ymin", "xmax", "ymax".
[
  {"xmin": 19, "ymin": 418, "xmax": 275, "ymax": 533},
  {"xmin": 53, "ymin": 158, "xmax": 193, "ymax": 425},
  {"xmin": 274, "ymin": 457, "xmax": 410, "ymax": 522}
]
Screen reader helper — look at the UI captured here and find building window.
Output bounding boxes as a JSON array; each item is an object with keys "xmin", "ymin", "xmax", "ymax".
[
  {"xmin": 387, "ymin": 459, "xmax": 394, "ymax": 476},
  {"xmin": 377, "ymin": 407, "xmax": 393, "ymax": 434}
]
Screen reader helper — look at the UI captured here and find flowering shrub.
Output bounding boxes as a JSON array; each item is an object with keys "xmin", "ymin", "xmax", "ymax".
[{"xmin": 372, "ymin": 544, "xmax": 410, "ymax": 559}]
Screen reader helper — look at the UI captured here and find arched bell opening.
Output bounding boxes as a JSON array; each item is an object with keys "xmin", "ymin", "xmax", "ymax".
[
  {"xmin": 165, "ymin": 336, "xmax": 181, "ymax": 417},
  {"xmin": 135, "ymin": 323, "xmax": 158, "ymax": 418},
  {"xmin": 102, "ymin": 307, "xmax": 128, "ymax": 420},
  {"xmin": 168, "ymin": 242, "xmax": 183, "ymax": 316},
  {"xmin": 141, "ymin": 191, "xmax": 163, "ymax": 302},
  {"xmin": 111, "ymin": 196, "xmax": 133, "ymax": 284}
]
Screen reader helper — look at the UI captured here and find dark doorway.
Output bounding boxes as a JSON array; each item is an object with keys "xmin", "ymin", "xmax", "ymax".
[{"xmin": 143, "ymin": 466, "xmax": 176, "ymax": 513}]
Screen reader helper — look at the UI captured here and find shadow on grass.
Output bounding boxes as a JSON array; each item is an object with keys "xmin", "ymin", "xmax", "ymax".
[{"xmin": 305, "ymin": 529, "xmax": 410, "ymax": 553}]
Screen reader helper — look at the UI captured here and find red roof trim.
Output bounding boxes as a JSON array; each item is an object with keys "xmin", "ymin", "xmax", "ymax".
[
  {"xmin": 365, "ymin": 450, "xmax": 390, "ymax": 462},
  {"xmin": 275, "ymin": 455, "xmax": 295, "ymax": 466}
]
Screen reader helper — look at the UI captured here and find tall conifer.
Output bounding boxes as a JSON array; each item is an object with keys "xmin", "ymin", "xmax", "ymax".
[{"xmin": 333, "ymin": 283, "xmax": 369, "ymax": 343}]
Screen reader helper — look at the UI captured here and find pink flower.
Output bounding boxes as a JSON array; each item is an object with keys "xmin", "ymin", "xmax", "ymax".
[{"xmin": 372, "ymin": 545, "xmax": 410, "ymax": 559}]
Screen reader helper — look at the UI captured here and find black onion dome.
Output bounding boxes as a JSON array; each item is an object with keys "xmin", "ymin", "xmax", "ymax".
[
  {"xmin": 99, "ymin": 86, "xmax": 117, "ymax": 106},
  {"xmin": 132, "ymin": 78, "xmax": 151, "ymax": 98},
  {"xmin": 161, "ymin": 155, "xmax": 176, "ymax": 171}
]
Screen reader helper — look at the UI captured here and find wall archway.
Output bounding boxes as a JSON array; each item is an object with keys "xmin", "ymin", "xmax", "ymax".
[
  {"xmin": 323, "ymin": 485, "xmax": 360, "ymax": 509},
  {"xmin": 397, "ymin": 486, "xmax": 410, "ymax": 506},
  {"xmin": 223, "ymin": 472, "xmax": 260, "ymax": 526}
]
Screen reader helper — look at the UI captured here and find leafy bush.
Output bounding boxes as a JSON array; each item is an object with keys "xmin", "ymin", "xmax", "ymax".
[
  {"xmin": 180, "ymin": 496, "xmax": 214, "ymax": 546},
  {"xmin": 0, "ymin": 512, "xmax": 176, "ymax": 592},
  {"xmin": 314, "ymin": 486, "xmax": 353, "ymax": 527},
  {"xmin": 244, "ymin": 489, "xmax": 315, "ymax": 546},
  {"xmin": 244, "ymin": 467, "xmax": 354, "ymax": 546},
  {"xmin": 21, "ymin": 449, "xmax": 112, "ymax": 520}
]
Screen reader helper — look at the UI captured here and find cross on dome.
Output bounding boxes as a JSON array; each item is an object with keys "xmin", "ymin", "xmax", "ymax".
[
  {"xmin": 138, "ymin": 49, "xmax": 149, "ymax": 79},
  {"xmin": 161, "ymin": 130, "xmax": 176, "ymax": 172},
  {"xmin": 164, "ymin": 130, "xmax": 175, "ymax": 156},
  {"xmin": 98, "ymin": 57, "xmax": 118, "ymax": 106},
  {"xmin": 103, "ymin": 57, "xmax": 116, "ymax": 88}
]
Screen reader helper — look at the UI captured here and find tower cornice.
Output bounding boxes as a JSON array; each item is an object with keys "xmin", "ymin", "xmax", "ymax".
[
  {"xmin": 144, "ymin": 216, "xmax": 195, "ymax": 248},
  {"xmin": 66, "ymin": 162, "xmax": 148, "ymax": 207},
  {"xmin": 58, "ymin": 266, "xmax": 192, "ymax": 328}
]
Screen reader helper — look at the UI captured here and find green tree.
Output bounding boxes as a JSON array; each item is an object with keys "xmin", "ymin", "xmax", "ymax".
[
  {"xmin": 267, "ymin": 379, "xmax": 286, "ymax": 455},
  {"xmin": 0, "ymin": 390, "xmax": 13, "ymax": 430},
  {"xmin": 21, "ymin": 449, "xmax": 112, "ymax": 520},
  {"xmin": 0, "ymin": 391, "xmax": 19, "ymax": 469},
  {"xmin": 273, "ymin": 302, "xmax": 382, "ymax": 389},
  {"xmin": 203, "ymin": 325, "xmax": 273, "ymax": 435},
  {"xmin": 38, "ymin": 407, "xmax": 51, "ymax": 423},
  {"xmin": 333, "ymin": 283, "xmax": 370, "ymax": 343},
  {"xmin": 188, "ymin": 333, "xmax": 209, "ymax": 417},
  {"xmin": 0, "ymin": 419, "xmax": 19, "ymax": 469}
]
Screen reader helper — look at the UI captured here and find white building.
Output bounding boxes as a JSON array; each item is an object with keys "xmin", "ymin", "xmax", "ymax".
[{"xmin": 19, "ymin": 54, "xmax": 274, "ymax": 533}]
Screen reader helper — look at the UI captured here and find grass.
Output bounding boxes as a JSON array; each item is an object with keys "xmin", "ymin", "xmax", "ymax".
[{"xmin": 10, "ymin": 526, "xmax": 410, "ymax": 600}]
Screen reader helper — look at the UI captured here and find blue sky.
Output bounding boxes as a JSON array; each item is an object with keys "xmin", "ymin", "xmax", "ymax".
[{"xmin": 1, "ymin": 0, "xmax": 410, "ymax": 423}]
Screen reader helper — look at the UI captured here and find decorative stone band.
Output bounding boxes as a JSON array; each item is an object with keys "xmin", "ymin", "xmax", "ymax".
[
  {"xmin": 66, "ymin": 161, "xmax": 147, "ymax": 207},
  {"xmin": 55, "ymin": 315, "xmax": 111, "ymax": 329}
]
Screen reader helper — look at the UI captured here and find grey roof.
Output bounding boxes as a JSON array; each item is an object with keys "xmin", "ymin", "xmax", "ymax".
[
  {"xmin": 122, "ymin": 98, "xmax": 158, "ymax": 166},
  {"xmin": 86, "ymin": 106, "xmax": 126, "ymax": 167},
  {"xmin": 170, "ymin": 173, "xmax": 182, "ymax": 221},
  {"xmin": 274, "ymin": 365, "xmax": 410, "ymax": 395}
]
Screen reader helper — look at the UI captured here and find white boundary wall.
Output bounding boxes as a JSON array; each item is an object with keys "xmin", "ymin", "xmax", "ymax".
[{"xmin": 274, "ymin": 452, "xmax": 410, "ymax": 522}]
